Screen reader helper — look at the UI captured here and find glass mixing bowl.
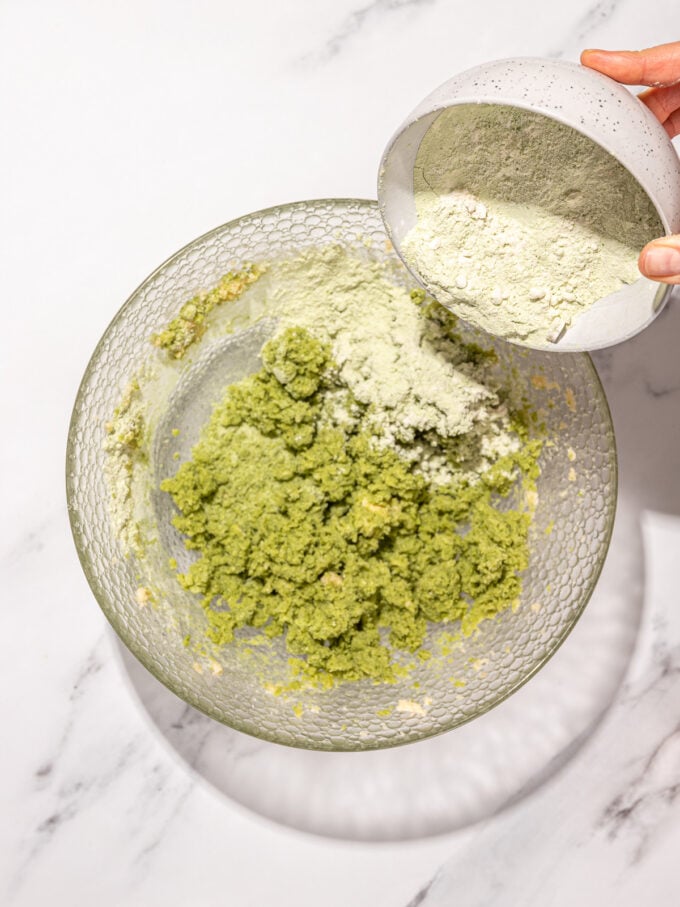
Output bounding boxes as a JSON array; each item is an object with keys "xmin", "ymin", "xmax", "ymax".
[{"xmin": 66, "ymin": 198, "xmax": 616, "ymax": 751}]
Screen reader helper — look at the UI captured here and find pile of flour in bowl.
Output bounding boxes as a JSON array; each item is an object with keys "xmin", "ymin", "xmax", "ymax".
[
  {"xmin": 263, "ymin": 244, "xmax": 521, "ymax": 484},
  {"xmin": 401, "ymin": 104, "xmax": 663, "ymax": 345}
]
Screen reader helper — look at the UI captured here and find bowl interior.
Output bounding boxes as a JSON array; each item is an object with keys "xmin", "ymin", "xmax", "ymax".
[
  {"xmin": 379, "ymin": 100, "xmax": 669, "ymax": 353},
  {"xmin": 67, "ymin": 198, "xmax": 616, "ymax": 750}
]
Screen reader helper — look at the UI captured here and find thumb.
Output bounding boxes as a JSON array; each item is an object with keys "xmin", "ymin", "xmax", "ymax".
[{"xmin": 638, "ymin": 235, "xmax": 680, "ymax": 284}]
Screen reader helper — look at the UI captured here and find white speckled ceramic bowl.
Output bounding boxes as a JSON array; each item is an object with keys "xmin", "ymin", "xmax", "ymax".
[{"xmin": 378, "ymin": 57, "xmax": 680, "ymax": 352}]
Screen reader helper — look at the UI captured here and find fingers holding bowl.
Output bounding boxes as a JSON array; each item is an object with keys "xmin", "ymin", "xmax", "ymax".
[
  {"xmin": 637, "ymin": 83, "xmax": 680, "ymax": 137},
  {"xmin": 581, "ymin": 42, "xmax": 680, "ymax": 87},
  {"xmin": 639, "ymin": 235, "xmax": 680, "ymax": 284},
  {"xmin": 581, "ymin": 44, "xmax": 680, "ymax": 135}
]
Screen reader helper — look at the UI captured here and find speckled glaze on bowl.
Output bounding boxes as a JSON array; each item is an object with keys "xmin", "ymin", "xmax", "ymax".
[
  {"xmin": 67, "ymin": 198, "xmax": 617, "ymax": 751},
  {"xmin": 378, "ymin": 57, "xmax": 680, "ymax": 352}
]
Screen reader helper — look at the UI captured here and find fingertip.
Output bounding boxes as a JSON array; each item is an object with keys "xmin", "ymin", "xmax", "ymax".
[
  {"xmin": 579, "ymin": 48, "xmax": 644, "ymax": 84},
  {"xmin": 638, "ymin": 239, "xmax": 657, "ymax": 273},
  {"xmin": 580, "ymin": 48, "xmax": 608, "ymax": 65},
  {"xmin": 638, "ymin": 245, "xmax": 649, "ymax": 274},
  {"xmin": 638, "ymin": 239, "xmax": 680, "ymax": 280}
]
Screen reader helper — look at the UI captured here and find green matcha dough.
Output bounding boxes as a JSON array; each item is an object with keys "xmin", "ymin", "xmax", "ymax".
[
  {"xmin": 161, "ymin": 326, "xmax": 541, "ymax": 686},
  {"xmin": 152, "ymin": 264, "xmax": 265, "ymax": 359}
]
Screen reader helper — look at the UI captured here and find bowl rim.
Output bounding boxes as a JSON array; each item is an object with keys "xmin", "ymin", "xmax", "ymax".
[{"xmin": 66, "ymin": 196, "xmax": 619, "ymax": 751}]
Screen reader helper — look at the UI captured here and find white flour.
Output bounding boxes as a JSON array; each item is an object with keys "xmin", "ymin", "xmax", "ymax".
[
  {"xmin": 262, "ymin": 245, "xmax": 520, "ymax": 481},
  {"xmin": 401, "ymin": 104, "xmax": 663, "ymax": 345}
]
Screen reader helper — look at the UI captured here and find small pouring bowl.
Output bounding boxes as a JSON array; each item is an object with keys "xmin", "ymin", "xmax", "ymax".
[{"xmin": 378, "ymin": 57, "xmax": 680, "ymax": 352}]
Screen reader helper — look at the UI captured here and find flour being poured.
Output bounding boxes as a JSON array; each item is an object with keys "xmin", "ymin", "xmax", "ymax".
[
  {"xmin": 400, "ymin": 104, "xmax": 664, "ymax": 344},
  {"xmin": 263, "ymin": 245, "xmax": 520, "ymax": 484}
]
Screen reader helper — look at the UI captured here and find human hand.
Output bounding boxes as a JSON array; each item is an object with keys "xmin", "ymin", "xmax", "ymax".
[{"xmin": 581, "ymin": 42, "xmax": 680, "ymax": 284}]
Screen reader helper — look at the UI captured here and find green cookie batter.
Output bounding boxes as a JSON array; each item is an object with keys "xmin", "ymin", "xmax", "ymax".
[{"xmin": 161, "ymin": 325, "xmax": 541, "ymax": 685}]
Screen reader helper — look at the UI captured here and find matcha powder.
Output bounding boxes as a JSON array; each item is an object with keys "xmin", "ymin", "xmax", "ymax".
[
  {"xmin": 160, "ymin": 248, "xmax": 542, "ymax": 686},
  {"xmin": 401, "ymin": 105, "xmax": 663, "ymax": 344}
]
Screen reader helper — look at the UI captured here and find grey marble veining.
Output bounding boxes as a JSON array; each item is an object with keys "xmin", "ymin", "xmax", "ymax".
[
  {"xmin": 310, "ymin": 0, "xmax": 438, "ymax": 63},
  {"xmin": 4, "ymin": 633, "xmax": 195, "ymax": 904},
  {"xmin": 549, "ymin": 0, "xmax": 624, "ymax": 57},
  {"xmin": 418, "ymin": 620, "xmax": 680, "ymax": 904}
]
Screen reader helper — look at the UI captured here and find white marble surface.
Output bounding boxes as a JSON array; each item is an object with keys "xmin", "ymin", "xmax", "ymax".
[{"xmin": 3, "ymin": 0, "xmax": 680, "ymax": 904}]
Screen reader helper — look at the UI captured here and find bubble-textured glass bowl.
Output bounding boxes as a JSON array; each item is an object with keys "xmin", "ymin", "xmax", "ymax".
[{"xmin": 67, "ymin": 198, "xmax": 617, "ymax": 751}]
